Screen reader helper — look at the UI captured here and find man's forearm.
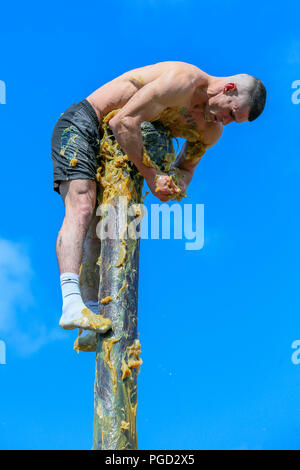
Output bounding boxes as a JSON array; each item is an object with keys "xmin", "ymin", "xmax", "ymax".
[
  {"xmin": 109, "ymin": 117, "xmax": 156, "ymax": 179},
  {"xmin": 170, "ymin": 164, "xmax": 194, "ymax": 187}
]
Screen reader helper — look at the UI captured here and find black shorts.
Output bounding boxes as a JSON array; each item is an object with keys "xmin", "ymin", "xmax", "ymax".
[
  {"xmin": 51, "ymin": 99, "xmax": 101, "ymax": 193},
  {"xmin": 51, "ymin": 99, "xmax": 176, "ymax": 194}
]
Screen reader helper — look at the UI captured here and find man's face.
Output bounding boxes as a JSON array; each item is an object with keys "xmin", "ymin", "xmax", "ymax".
[{"xmin": 205, "ymin": 87, "xmax": 250, "ymax": 125}]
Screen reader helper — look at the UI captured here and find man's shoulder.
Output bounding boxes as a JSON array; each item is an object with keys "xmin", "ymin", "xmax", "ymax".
[
  {"xmin": 120, "ymin": 61, "xmax": 202, "ymax": 92},
  {"xmin": 162, "ymin": 60, "xmax": 200, "ymax": 71},
  {"xmin": 162, "ymin": 61, "xmax": 202, "ymax": 79}
]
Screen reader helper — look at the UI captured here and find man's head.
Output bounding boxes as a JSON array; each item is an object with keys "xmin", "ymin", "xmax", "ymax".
[{"xmin": 205, "ymin": 74, "xmax": 266, "ymax": 125}]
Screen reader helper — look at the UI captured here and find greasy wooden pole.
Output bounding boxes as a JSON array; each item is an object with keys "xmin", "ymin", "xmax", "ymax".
[
  {"xmin": 93, "ymin": 202, "xmax": 142, "ymax": 449},
  {"xmin": 93, "ymin": 111, "xmax": 144, "ymax": 450},
  {"xmin": 92, "ymin": 113, "xmax": 181, "ymax": 450}
]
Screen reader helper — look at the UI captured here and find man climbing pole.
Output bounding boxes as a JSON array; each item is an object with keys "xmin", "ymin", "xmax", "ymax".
[{"xmin": 51, "ymin": 60, "xmax": 266, "ymax": 336}]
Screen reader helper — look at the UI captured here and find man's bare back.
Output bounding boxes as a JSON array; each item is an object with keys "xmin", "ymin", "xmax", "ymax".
[
  {"xmin": 87, "ymin": 61, "xmax": 222, "ymax": 148},
  {"xmin": 86, "ymin": 61, "xmax": 226, "ymax": 200}
]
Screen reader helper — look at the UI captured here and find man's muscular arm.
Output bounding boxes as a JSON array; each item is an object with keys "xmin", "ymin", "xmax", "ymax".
[
  {"xmin": 108, "ymin": 68, "xmax": 199, "ymax": 200},
  {"xmin": 170, "ymin": 141, "xmax": 208, "ymax": 192},
  {"xmin": 171, "ymin": 126, "xmax": 223, "ymax": 192}
]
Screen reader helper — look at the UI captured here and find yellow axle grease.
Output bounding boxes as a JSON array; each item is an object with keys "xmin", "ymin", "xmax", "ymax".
[
  {"xmin": 142, "ymin": 148, "xmax": 160, "ymax": 171},
  {"xmin": 98, "ymin": 109, "xmax": 142, "ymax": 205},
  {"xmin": 115, "ymin": 240, "xmax": 127, "ymax": 268},
  {"xmin": 127, "ymin": 339, "xmax": 143, "ymax": 369},
  {"xmin": 73, "ymin": 335, "xmax": 97, "ymax": 353},
  {"xmin": 121, "ymin": 421, "xmax": 130, "ymax": 431},
  {"xmin": 70, "ymin": 158, "xmax": 78, "ymax": 167},
  {"xmin": 103, "ymin": 337, "xmax": 120, "ymax": 393},
  {"xmin": 81, "ymin": 307, "xmax": 112, "ymax": 333},
  {"xmin": 117, "ymin": 280, "xmax": 128, "ymax": 298},
  {"xmin": 154, "ymin": 173, "xmax": 184, "ymax": 200},
  {"xmin": 142, "ymin": 190, "xmax": 150, "ymax": 200},
  {"xmin": 154, "ymin": 107, "xmax": 203, "ymax": 142},
  {"xmin": 121, "ymin": 359, "xmax": 131, "ymax": 380},
  {"xmin": 60, "ymin": 130, "xmax": 78, "ymax": 156},
  {"xmin": 121, "ymin": 340, "xmax": 143, "ymax": 380},
  {"xmin": 101, "ymin": 296, "xmax": 113, "ymax": 304}
]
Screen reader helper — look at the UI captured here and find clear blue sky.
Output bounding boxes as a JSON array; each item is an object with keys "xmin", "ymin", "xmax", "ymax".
[{"xmin": 0, "ymin": 0, "xmax": 300, "ymax": 450}]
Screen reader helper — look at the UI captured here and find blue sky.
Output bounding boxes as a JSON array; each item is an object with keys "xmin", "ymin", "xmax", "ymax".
[{"xmin": 0, "ymin": 0, "xmax": 300, "ymax": 450}]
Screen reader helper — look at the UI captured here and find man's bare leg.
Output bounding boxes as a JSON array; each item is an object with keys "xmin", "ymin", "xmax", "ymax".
[{"xmin": 57, "ymin": 179, "xmax": 112, "ymax": 333}]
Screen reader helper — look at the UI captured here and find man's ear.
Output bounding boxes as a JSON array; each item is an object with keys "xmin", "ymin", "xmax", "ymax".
[{"xmin": 223, "ymin": 82, "xmax": 237, "ymax": 94}]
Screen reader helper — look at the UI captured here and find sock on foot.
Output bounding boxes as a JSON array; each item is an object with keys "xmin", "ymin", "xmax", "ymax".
[
  {"xmin": 60, "ymin": 272, "xmax": 86, "ymax": 324},
  {"xmin": 59, "ymin": 274, "xmax": 112, "ymax": 333}
]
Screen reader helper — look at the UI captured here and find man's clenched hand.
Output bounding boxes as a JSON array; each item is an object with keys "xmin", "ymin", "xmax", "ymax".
[{"xmin": 145, "ymin": 171, "xmax": 183, "ymax": 202}]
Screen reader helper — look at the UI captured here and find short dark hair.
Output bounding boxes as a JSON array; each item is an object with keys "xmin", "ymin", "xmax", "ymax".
[{"xmin": 248, "ymin": 77, "xmax": 267, "ymax": 122}]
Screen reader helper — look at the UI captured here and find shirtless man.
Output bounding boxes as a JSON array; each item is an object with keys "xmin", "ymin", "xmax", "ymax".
[{"xmin": 51, "ymin": 61, "xmax": 266, "ymax": 334}]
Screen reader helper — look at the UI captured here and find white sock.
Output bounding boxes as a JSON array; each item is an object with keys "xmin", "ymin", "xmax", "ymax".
[
  {"xmin": 60, "ymin": 272, "xmax": 85, "ymax": 320},
  {"xmin": 59, "ymin": 274, "xmax": 111, "ymax": 333}
]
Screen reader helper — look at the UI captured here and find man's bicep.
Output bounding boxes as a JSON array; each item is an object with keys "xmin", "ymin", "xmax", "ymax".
[{"xmin": 111, "ymin": 84, "xmax": 164, "ymax": 124}]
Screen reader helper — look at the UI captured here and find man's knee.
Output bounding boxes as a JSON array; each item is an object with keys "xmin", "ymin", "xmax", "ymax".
[{"xmin": 76, "ymin": 201, "xmax": 95, "ymax": 227}]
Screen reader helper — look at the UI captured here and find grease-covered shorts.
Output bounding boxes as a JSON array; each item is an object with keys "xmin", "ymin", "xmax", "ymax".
[
  {"xmin": 51, "ymin": 100, "xmax": 175, "ymax": 194},
  {"xmin": 51, "ymin": 100, "xmax": 101, "ymax": 193}
]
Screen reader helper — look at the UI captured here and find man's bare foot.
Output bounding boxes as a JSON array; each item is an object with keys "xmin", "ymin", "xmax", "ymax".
[
  {"xmin": 59, "ymin": 307, "xmax": 112, "ymax": 333},
  {"xmin": 74, "ymin": 330, "xmax": 97, "ymax": 352}
]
